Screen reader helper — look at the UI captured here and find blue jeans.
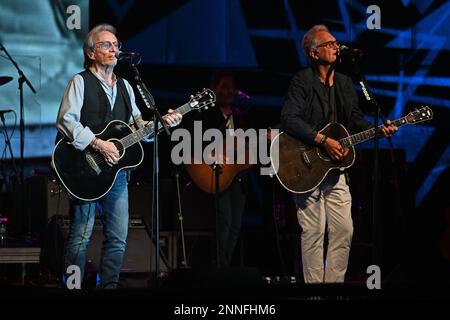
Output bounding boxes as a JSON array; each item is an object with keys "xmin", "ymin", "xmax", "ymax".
[{"xmin": 64, "ymin": 171, "xmax": 129, "ymax": 288}]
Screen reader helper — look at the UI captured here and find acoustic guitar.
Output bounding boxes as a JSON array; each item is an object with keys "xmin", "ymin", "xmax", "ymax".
[
  {"xmin": 185, "ymin": 160, "xmax": 252, "ymax": 194},
  {"xmin": 270, "ymin": 106, "xmax": 433, "ymax": 194},
  {"xmin": 185, "ymin": 138, "xmax": 255, "ymax": 193},
  {"xmin": 52, "ymin": 89, "xmax": 215, "ymax": 201}
]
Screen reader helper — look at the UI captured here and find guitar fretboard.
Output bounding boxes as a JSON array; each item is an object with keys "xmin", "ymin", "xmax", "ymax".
[
  {"xmin": 119, "ymin": 101, "xmax": 193, "ymax": 149},
  {"xmin": 339, "ymin": 117, "xmax": 407, "ymax": 148}
]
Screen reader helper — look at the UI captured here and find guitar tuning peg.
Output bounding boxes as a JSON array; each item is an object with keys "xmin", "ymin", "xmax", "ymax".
[
  {"xmin": 205, "ymin": 106, "xmax": 208, "ymax": 110},
  {"xmin": 190, "ymin": 95, "xmax": 193, "ymax": 98}
]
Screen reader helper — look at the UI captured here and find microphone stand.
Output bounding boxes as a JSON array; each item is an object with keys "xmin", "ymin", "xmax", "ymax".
[
  {"xmin": 349, "ymin": 55, "xmax": 389, "ymax": 268},
  {"xmin": 174, "ymin": 168, "xmax": 189, "ymax": 268},
  {"xmin": 213, "ymin": 161, "xmax": 222, "ymax": 269},
  {"xmin": 129, "ymin": 61, "xmax": 170, "ymax": 287},
  {"xmin": 0, "ymin": 40, "xmax": 36, "ymax": 235},
  {"xmin": 0, "ymin": 112, "xmax": 19, "ymax": 186},
  {"xmin": 212, "ymin": 113, "xmax": 232, "ymax": 269}
]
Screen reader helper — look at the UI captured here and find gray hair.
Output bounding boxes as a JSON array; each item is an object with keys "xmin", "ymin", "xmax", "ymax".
[
  {"xmin": 83, "ymin": 24, "xmax": 117, "ymax": 69},
  {"xmin": 301, "ymin": 24, "xmax": 329, "ymax": 59}
]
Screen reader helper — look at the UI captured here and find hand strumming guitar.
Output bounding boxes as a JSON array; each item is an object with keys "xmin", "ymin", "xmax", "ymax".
[
  {"xmin": 91, "ymin": 138, "xmax": 120, "ymax": 165},
  {"xmin": 324, "ymin": 138, "xmax": 347, "ymax": 161},
  {"xmin": 314, "ymin": 133, "xmax": 346, "ymax": 161}
]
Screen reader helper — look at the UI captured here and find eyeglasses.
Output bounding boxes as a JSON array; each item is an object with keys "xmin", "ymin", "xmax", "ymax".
[
  {"xmin": 315, "ymin": 40, "xmax": 340, "ymax": 49},
  {"xmin": 94, "ymin": 41, "xmax": 122, "ymax": 51}
]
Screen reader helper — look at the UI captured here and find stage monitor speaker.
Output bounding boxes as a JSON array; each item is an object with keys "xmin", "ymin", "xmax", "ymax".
[
  {"xmin": 26, "ymin": 175, "xmax": 70, "ymax": 218},
  {"xmin": 128, "ymin": 179, "xmax": 177, "ymax": 230},
  {"xmin": 24, "ymin": 175, "xmax": 70, "ymax": 239},
  {"xmin": 128, "ymin": 178, "xmax": 216, "ymax": 231}
]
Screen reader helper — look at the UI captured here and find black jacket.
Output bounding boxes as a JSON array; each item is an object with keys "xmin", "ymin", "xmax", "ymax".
[{"xmin": 280, "ymin": 68, "xmax": 371, "ymax": 145}]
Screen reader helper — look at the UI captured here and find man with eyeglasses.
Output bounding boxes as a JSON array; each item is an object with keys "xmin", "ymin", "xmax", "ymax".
[
  {"xmin": 280, "ymin": 25, "xmax": 397, "ymax": 283},
  {"xmin": 56, "ymin": 24, "xmax": 182, "ymax": 288}
]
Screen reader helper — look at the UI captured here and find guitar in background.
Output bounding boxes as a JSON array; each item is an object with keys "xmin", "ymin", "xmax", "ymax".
[{"xmin": 184, "ymin": 140, "xmax": 255, "ymax": 194}]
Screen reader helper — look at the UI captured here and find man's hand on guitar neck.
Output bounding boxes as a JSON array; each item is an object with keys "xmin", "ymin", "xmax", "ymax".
[
  {"xmin": 163, "ymin": 109, "xmax": 183, "ymax": 127},
  {"xmin": 380, "ymin": 119, "xmax": 398, "ymax": 137},
  {"xmin": 315, "ymin": 133, "xmax": 346, "ymax": 162},
  {"xmin": 134, "ymin": 109, "xmax": 183, "ymax": 129},
  {"xmin": 314, "ymin": 120, "xmax": 398, "ymax": 162}
]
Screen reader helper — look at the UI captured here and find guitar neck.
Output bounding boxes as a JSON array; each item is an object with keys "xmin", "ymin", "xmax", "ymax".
[
  {"xmin": 339, "ymin": 117, "xmax": 407, "ymax": 148},
  {"xmin": 120, "ymin": 101, "xmax": 192, "ymax": 149}
]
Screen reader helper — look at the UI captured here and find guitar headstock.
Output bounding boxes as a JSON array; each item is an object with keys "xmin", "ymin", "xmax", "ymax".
[
  {"xmin": 406, "ymin": 106, "xmax": 433, "ymax": 124},
  {"xmin": 189, "ymin": 88, "xmax": 216, "ymax": 111}
]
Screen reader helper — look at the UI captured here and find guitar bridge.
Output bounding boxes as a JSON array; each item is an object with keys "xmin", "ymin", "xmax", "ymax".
[{"xmin": 86, "ymin": 151, "xmax": 101, "ymax": 175}]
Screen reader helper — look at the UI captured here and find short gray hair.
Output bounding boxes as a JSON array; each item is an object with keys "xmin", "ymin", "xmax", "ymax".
[
  {"xmin": 83, "ymin": 24, "xmax": 117, "ymax": 69},
  {"xmin": 301, "ymin": 24, "xmax": 329, "ymax": 59}
]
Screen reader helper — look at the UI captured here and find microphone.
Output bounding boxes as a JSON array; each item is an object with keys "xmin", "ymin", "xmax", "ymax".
[
  {"xmin": 235, "ymin": 89, "xmax": 251, "ymax": 100},
  {"xmin": 115, "ymin": 50, "xmax": 140, "ymax": 59},
  {"xmin": 0, "ymin": 109, "xmax": 13, "ymax": 115},
  {"xmin": 339, "ymin": 45, "xmax": 363, "ymax": 58}
]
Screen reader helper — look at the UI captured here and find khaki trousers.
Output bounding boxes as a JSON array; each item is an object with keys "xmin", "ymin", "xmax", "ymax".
[{"xmin": 293, "ymin": 173, "xmax": 353, "ymax": 283}]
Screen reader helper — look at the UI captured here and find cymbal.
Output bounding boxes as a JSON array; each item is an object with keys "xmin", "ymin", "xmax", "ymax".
[{"xmin": 0, "ymin": 76, "xmax": 13, "ymax": 86}]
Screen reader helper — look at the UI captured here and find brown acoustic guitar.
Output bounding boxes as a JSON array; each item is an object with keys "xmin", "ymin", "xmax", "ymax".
[
  {"xmin": 270, "ymin": 106, "xmax": 432, "ymax": 194},
  {"xmin": 185, "ymin": 139, "xmax": 255, "ymax": 193},
  {"xmin": 185, "ymin": 161, "xmax": 252, "ymax": 193}
]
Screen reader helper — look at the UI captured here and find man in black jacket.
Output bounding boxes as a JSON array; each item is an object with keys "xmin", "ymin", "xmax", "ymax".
[{"xmin": 280, "ymin": 24, "xmax": 397, "ymax": 283}]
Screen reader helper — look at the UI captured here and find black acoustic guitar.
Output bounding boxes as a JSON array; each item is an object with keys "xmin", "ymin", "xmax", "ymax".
[
  {"xmin": 270, "ymin": 106, "xmax": 432, "ymax": 194},
  {"xmin": 52, "ymin": 89, "xmax": 215, "ymax": 201}
]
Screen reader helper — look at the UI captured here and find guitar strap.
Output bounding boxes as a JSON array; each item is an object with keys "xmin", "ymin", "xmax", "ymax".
[{"xmin": 117, "ymin": 77, "xmax": 139, "ymax": 131}]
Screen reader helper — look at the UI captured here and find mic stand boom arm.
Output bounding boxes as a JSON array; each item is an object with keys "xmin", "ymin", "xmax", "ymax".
[
  {"xmin": 0, "ymin": 40, "xmax": 37, "ymax": 236},
  {"xmin": 358, "ymin": 77, "xmax": 389, "ymax": 126},
  {"xmin": 0, "ymin": 40, "xmax": 36, "ymax": 185},
  {"xmin": 130, "ymin": 63, "xmax": 170, "ymax": 137}
]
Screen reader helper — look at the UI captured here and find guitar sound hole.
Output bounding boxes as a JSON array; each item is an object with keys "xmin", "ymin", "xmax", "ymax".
[{"xmin": 316, "ymin": 147, "xmax": 332, "ymax": 162}]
